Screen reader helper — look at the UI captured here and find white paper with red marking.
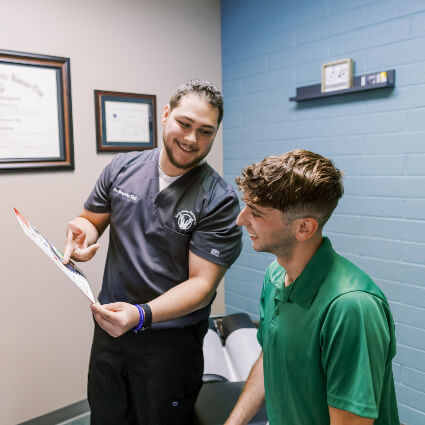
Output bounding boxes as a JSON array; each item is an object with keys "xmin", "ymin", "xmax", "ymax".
[{"xmin": 14, "ymin": 208, "xmax": 95, "ymax": 303}]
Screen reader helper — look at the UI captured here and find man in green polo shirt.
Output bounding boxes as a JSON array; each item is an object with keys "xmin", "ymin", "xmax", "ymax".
[{"xmin": 224, "ymin": 150, "xmax": 400, "ymax": 425}]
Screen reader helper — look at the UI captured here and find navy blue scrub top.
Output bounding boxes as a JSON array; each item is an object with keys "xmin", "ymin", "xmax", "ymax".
[{"xmin": 84, "ymin": 149, "xmax": 243, "ymax": 328}]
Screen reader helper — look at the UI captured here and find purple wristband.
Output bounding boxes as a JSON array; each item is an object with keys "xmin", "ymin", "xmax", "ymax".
[{"xmin": 132, "ymin": 304, "xmax": 145, "ymax": 333}]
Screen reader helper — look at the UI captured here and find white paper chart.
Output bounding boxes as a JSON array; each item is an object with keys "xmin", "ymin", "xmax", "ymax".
[{"xmin": 14, "ymin": 208, "xmax": 95, "ymax": 303}]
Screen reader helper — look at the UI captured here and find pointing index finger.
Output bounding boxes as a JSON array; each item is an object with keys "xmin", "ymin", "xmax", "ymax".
[
  {"xmin": 62, "ymin": 241, "xmax": 74, "ymax": 264},
  {"xmin": 63, "ymin": 223, "xmax": 79, "ymax": 264}
]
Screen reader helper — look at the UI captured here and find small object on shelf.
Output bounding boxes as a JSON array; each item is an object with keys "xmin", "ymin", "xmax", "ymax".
[
  {"xmin": 321, "ymin": 58, "xmax": 354, "ymax": 93},
  {"xmin": 361, "ymin": 71, "xmax": 387, "ymax": 87},
  {"xmin": 289, "ymin": 69, "xmax": 395, "ymax": 102}
]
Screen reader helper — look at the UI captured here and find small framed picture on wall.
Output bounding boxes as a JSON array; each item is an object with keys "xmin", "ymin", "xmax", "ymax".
[
  {"xmin": 94, "ymin": 90, "xmax": 157, "ymax": 152},
  {"xmin": 321, "ymin": 58, "xmax": 353, "ymax": 93}
]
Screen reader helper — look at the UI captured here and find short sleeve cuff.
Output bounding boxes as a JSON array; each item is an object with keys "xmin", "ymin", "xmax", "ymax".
[
  {"xmin": 83, "ymin": 201, "xmax": 111, "ymax": 214},
  {"xmin": 327, "ymin": 393, "xmax": 378, "ymax": 419},
  {"xmin": 189, "ymin": 244, "xmax": 234, "ymax": 268}
]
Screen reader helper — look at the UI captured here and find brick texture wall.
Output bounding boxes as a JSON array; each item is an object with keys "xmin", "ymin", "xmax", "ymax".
[{"xmin": 221, "ymin": 1, "xmax": 425, "ymax": 424}]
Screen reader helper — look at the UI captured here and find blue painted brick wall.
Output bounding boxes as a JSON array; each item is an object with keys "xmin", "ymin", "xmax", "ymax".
[{"xmin": 221, "ymin": 1, "xmax": 425, "ymax": 423}]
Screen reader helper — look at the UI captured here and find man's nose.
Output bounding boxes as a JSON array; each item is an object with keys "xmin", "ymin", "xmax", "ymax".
[
  {"xmin": 184, "ymin": 129, "xmax": 197, "ymax": 144},
  {"xmin": 236, "ymin": 206, "xmax": 247, "ymax": 226}
]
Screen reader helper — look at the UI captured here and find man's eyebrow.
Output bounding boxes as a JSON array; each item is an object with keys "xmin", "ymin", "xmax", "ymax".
[{"xmin": 246, "ymin": 202, "xmax": 265, "ymax": 216}]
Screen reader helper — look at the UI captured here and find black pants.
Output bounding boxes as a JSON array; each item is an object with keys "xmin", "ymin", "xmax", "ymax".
[{"xmin": 88, "ymin": 320, "xmax": 208, "ymax": 425}]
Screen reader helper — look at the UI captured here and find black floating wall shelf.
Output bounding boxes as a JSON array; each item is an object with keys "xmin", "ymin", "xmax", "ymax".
[{"xmin": 289, "ymin": 70, "xmax": 395, "ymax": 102}]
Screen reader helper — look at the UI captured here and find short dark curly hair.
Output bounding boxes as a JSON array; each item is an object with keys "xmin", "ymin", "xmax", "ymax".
[
  {"xmin": 236, "ymin": 149, "xmax": 344, "ymax": 228},
  {"xmin": 169, "ymin": 79, "xmax": 223, "ymax": 126}
]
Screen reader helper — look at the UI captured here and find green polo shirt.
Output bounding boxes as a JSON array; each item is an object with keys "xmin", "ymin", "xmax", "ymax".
[{"xmin": 258, "ymin": 237, "xmax": 400, "ymax": 425}]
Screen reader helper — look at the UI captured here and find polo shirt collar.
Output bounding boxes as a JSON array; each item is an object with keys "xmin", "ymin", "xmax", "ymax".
[{"xmin": 275, "ymin": 237, "xmax": 335, "ymax": 309}]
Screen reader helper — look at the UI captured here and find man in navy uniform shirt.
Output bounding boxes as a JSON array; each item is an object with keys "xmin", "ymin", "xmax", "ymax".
[{"xmin": 63, "ymin": 80, "xmax": 242, "ymax": 425}]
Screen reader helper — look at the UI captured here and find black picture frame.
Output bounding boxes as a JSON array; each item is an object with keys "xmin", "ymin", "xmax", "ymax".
[
  {"xmin": 0, "ymin": 49, "xmax": 74, "ymax": 172},
  {"xmin": 94, "ymin": 90, "xmax": 157, "ymax": 152}
]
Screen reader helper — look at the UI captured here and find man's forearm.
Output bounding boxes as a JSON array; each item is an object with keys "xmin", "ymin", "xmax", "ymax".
[
  {"xmin": 225, "ymin": 352, "xmax": 265, "ymax": 425},
  {"xmin": 93, "ymin": 251, "xmax": 226, "ymax": 336},
  {"xmin": 147, "ymin": 249, "xmax": 225, "ymax": 323},
  {"xmin": 97, "ymin": 275, "xmax": 221, "ymax": 335},
  {"xmin": 147, "ymin": 275, "xmax": 220, "ymax": 323}
]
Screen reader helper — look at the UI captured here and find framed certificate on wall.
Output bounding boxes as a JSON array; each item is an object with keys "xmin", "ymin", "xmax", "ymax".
[
  {"xmin": 0, "ymin": 50, "xmax": 74, "ymax": 172},
  {"xmin": 94, "ymin": 90, "xmax": 157, "ymax": 152}
]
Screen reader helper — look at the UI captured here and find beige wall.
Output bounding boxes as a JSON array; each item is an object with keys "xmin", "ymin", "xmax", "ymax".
[{"xmin": 0, "ymin": 1, "xmax": 223, "ymax": 423}]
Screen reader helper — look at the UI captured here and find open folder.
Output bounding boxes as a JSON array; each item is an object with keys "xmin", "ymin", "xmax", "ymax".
[{"xmin": 14, "ymin": 208, "xmax": 95, "ymax": 303}]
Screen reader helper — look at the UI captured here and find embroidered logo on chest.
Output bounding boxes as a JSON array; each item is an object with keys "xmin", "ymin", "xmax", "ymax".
[
  {"xmin": 112, "ymin": 187, "xmax": 138, "ymax": 201},
  {"xmin": 175, "ymin": 210, "xmax": 196, "ymax": 232}
]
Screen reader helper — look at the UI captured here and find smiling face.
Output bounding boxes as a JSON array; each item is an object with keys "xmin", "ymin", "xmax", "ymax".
[
  {"xmin": 236, "ymin": 199, "xmax": 297, "ymax": 261},
  {"xmin": 160, "ymin": 93, "xmax": 219, "ymax": 176}
]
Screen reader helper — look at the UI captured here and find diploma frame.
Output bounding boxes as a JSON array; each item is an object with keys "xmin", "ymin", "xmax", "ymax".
[
  {"xmin": 94, "ymin": 90, "xmax": 157, "ymax": 152},
  {"xmin": 0, "ymin": 49, "xmax": 74, "ymax": 172}
]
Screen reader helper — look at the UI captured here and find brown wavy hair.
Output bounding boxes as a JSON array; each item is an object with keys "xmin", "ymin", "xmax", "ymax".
[
  {"xmin": 236, "ymin": 149, "xmax": 344, "ymax": 228},
  {"xmin": 169, "ymin": 79, "xmax": 223, "ymax": 126}
]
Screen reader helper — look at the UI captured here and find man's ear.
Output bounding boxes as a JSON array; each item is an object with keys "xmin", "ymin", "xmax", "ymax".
[
  {"xmin": 293, "ymin": 217, "xmax": 319, "ymax": 242},
  {"xmin": 161, "ymin": 104, "xmax": 170, "ymax": 125}
]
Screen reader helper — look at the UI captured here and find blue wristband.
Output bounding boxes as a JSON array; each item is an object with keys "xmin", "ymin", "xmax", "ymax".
[{"xmin": 132, "ymin": 304, "xmax": 145, "ymax": 333}]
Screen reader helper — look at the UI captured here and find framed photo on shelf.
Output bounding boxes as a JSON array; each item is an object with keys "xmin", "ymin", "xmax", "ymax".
[
  {"xmin": 321, "ymin": 58, "xmax": 353, "ymax": 93},
  {"xmin": 94, "ymin": 90, "xmax": 157, "ymax": 152},
  {"xmin": 0, "ymin": 49, "xmax": 74, "ymax": 172}
]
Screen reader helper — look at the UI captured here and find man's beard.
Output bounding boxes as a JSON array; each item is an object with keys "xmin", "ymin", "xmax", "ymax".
[
  {"xmin": 163, "ymin": 138, "xmax": 211, "ymax": 170},
  {"xmin": 264, "ymin": 234, "xmax": 296, "ymax": 261}
]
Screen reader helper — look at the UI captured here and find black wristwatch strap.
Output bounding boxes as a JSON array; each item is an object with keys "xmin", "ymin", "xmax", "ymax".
[{"xmin": 139, "ymin": 303, "xmax": 152, "ymax": 330}]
